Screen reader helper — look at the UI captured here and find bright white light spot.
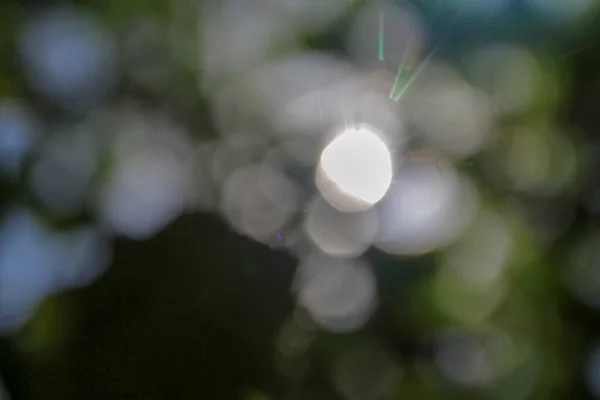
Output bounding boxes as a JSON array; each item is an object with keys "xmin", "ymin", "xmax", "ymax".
[{"xmin": 317, "ymin": 126, "xmax": 392, "ymax": 212}]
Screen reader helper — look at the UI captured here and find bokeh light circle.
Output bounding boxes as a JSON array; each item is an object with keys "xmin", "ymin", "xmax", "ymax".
[{"xmin": 316, "ymin": 125, "xmax": 393, "ymax": 212}]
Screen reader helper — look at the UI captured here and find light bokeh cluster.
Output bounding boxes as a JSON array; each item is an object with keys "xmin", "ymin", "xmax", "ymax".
[{"xmin": 0, "ymin": 0, "xmax": 599, "ymax": 398}]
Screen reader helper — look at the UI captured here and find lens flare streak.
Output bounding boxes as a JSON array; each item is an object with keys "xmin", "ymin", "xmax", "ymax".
[
  {"xmin": 393, "ymin": 45, "xmax": 438, "ymax": 102},
  {"xmin": 389, "ymin": 26, "xmax": 414, "ymax": 99},
  {"xmin": 379, "ymin": 12, "xmax": 385, "ymax": 61}
]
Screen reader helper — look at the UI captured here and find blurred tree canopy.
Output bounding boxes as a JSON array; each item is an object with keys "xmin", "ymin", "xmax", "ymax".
[{"xmin": 2, "ymin": 0, "xmax": 600, "ymax": 399}]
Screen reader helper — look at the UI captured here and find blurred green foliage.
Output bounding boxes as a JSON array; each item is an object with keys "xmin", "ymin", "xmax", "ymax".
[{"xmin": 2, "ymin": 0, "xmax": 600, "ymax": 399}]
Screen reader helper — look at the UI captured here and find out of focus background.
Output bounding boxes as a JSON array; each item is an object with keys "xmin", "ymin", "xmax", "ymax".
[{"xmin": 2, "ymin": 0, "xmax": 600, "ymax": 398}]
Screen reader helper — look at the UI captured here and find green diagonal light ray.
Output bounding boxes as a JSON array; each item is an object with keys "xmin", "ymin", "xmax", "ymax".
[
  {"xmin": 389, "ymin": 27, "xmax": 415, "ymax": 99},
  {"xmin": 379, "ymin": 12, "xmax": 385, "ymax": 61},
  {"xmin": 393, "ymin": 45, "xmax": 438, "ymax": 102}
]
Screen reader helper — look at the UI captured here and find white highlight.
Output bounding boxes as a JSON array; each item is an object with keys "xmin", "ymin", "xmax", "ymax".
[{"xmin": 317, "ymin": 126, "xmax": 392, "ymax": 212}]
